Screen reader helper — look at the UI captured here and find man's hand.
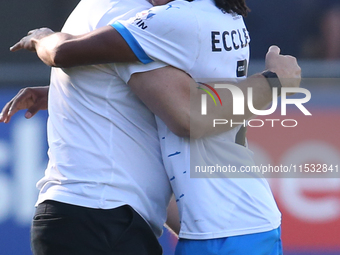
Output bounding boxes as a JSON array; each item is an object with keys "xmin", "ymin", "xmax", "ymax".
[
  {"xmin": 10, "ymin": 28, "xmax": 54, "ymax": 52},
  {"xmin": 0, "ymin": 86, "xmax": 49, "ymax": 124},
  {"xmin": 265, "ymin": 45, "xmax": 301, "ymax": 88}
]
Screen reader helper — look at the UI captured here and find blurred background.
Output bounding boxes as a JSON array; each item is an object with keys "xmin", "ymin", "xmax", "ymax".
[{"xmin": 0, "ymin": 0, "xmax": 339, "ymax": 254}]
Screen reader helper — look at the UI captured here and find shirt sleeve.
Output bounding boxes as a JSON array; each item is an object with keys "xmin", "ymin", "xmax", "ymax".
[{"xmin": 111, "ymin": 2, "xmax": 200, "ymax": 73}]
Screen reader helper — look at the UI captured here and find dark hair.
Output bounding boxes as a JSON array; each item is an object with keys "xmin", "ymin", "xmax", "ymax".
[{"xmin": 186, "ymin": 0, "xmax": 250, "ymax": 17}]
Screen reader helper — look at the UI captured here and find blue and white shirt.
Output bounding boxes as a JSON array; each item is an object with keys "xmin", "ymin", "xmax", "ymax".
[{"xmin": 114, "ymin": 0, "xmax": 281, "ymax": 239}]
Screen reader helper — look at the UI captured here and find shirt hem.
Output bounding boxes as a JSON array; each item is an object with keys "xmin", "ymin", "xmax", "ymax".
[
  {"xmin": 178, "ymin": 220, "xmax": 281, "ymax": 240},
  {"xmin": 36, "ymin": 191, "xmax": 128, "ymax": 209}
]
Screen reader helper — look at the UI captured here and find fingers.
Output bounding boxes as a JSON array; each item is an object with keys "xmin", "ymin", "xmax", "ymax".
[
  {"xmin": 268, "ymin": 45, "xmax": 281, "ymax": 55},
  {"xmin": 10, "ymin": 36, "xmax": 37, "ymax": 52},
  {"xmin": 28, "ymin": 28, "xmax": 52, "ymax": 35},
  {"xmin": 26, "ymin": 100, "xmax": 46, "ymax": 119},
  {"xmin": 10, "ymin": 27, "xmax": 54, "ymax": 52},
  {"xmin": 11, "ymin": 29, "xmax": 39, "ymax": 51},
  {"xmin": 265, "ymin": 46, "xmax": 281, "ymax": 64},
  {"xmin": 10, "ymin": 41, "xmax": 22, "ymax": 52},
  {"xmin": 10, "ymin": 36, "xmax": 29, "ymax": 52},
  {"xmin": 264, "ymin": 45, "xmax": 301, "ymax": 90},
  {"xmin": 0, "ymin": 89, "xmax": 33, "ymax": 123},
  {"xmin": 0, "ymin": 101, "xmax": 13, "ymax": 123},
  {"xmin": 0, "ymin": 86, "xmax": 49, "ymax": 124},
  {"xmin": 28, "ymin": 29, "xmax": 38, "ymax": 35}
]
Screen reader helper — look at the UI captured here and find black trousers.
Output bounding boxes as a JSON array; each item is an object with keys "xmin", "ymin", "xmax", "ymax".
[{"xmin": 31, "ymin": 200, "xmax": 162, "ymax": 255}]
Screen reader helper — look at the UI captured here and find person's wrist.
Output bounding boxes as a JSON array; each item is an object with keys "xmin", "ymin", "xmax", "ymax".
[{"xmin": 261, "ymin": 70, "xmax": 282, "ymax": 96}]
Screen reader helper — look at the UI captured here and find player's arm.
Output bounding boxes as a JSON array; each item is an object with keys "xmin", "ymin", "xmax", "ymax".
[
  {"xmin": 114, "ymin": 5, "xmax": 300, "ymax": 137},
  {"xmin": 128, "ymin": 46, "xmax": 301, "ymax": 138},
  {"xmin": 10, "ymin": 26, "xmax": 139, "ymax": 68},
  {"xmin": 10, "ymin": 4, "xmax": 196, "ymax": 69}
]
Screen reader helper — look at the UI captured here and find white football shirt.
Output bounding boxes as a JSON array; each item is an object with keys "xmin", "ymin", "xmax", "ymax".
[
  {"xmin": 113, "ymin": 0, "xmax": 281, "ymax": 239},
  {"xmin": 36, "ymin": 0, "xmax": 171, "ymax": 237}
]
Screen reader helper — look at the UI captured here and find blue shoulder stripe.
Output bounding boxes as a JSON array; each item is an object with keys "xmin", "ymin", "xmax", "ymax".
[{"xmin": 111, "ymin": 21, "xmax": 153, "ymax": 64}]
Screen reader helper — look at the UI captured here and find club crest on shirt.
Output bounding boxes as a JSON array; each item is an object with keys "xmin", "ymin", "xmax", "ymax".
[{"xmin": 133, "ymin": 10, "xmax": 156, "ymax": 30}]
